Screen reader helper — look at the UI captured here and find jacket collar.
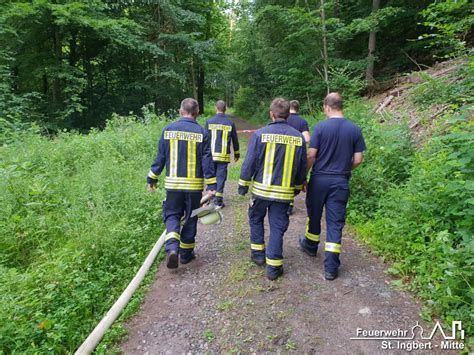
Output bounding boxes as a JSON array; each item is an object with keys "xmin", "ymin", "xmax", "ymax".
[
  {"xmin": 268, "ymin": 118, "xmax": 288, "ymax": 125},
  {"xmin": 179, "ymin": 117, "xmax": 198, "ymax": 124}
]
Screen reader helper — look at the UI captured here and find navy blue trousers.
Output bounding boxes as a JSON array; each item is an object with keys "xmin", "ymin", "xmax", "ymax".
[
  {"xmin": 248, "ymin": 198, "xmax": 290, "ymax": 274},
  {"xmin": 214, "ymin": 162, "xmax": 228, "ymax": 200},
  {"xmin": 305, "ymin": 175, "xmax": 350, "ymax": 272},
  {"xmin": 163, "ymin": 190, "xmax": 202, "ymax": 257}
]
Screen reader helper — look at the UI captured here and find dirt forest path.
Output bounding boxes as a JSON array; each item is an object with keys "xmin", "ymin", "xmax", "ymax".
[{"xmin": 121, "ymin": 118, "xmax": 445, "ymax": 354}]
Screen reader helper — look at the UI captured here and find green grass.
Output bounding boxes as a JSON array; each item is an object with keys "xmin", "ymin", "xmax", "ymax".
[
  {"xmin": 203, "ymin": 329, "xmax": 215, "ymax": 343},
  {"xmin": 0, "ymin": 114, "xmax": 169, "ymax": 353},
  {"xmin": 228, "ymin": 137, "xmax": 248, "ymax": 181}
]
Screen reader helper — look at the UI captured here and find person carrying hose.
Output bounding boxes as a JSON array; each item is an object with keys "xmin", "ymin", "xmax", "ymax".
[{"xmin": 147, "ymin": 98, "xmax": 216, "ymax": 269}]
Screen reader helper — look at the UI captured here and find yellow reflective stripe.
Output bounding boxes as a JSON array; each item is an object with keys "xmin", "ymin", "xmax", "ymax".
[
  {"xmin": 305, "ymin": 232, "xmax": 320, "ymax": 242},
  {"xmin": 295, "ymin": 184, "xmax": 303, "ymax": 190},
  {"xmin": 266, "ymin": 258, "xmax": 283, "ymax": 267},
  {"xmin": 282, "ymin": 144, "xmax": 290, "ymax": 187},
  {"xmin": 305, "ymin": 222, "xmax": 320, "ymax": 242},
  {"xmin": 165, "ymin": 183, "xmax": 204, "ymax": 190},
  {"xmin": 180, "ymin": 242, "xmax": 195, "ymax": 249},
  {"xmin": 165, "ymin": 177, "xmax": 204, "ymax": 190},
  {"xmin": 251, "ymin": 187, "xmax": 294, "ymax": 201},
  {"xmin": 282, "ymin": 145, "xmax": 296, "ymax": 187},
  {"xmin": 213, "ymin": 156, "xmax": 231, "ymax": 162},
  {"xmin": 251, "ymin": 243, "xmax": 265, "ymax": 251},
  {"xmin": 205, "ymin": 177, "xmax": 217, "ymax": 184},
  {"xmin": 148, "ymin": 170, "xmax": 159, "ymax": 180},
  {"xmin": 187, "ymin": 141, "xmax": 196, "ymax": 178},
  {"xmin": 263, "ymin": 142, "xmax": 276, "ymax": 185},
  {"xmin": 325, "ymin": 242, "xmax": 341, "ymax": 253},
  {"xmin": 222, "ymin": 130, "xmax": 229, "ymax": 154},
  {"xmin": 165, "ymin": 232, "xmax": 180, "ymax": 241},
  {"xmin": 215, "ymin": 192, "xmax": 223, "ymax": 197},
  {"xmin": 166, "ymin": 177, "xmax": 204, "ymax": 182},
  {"xmin": 253, "ymin": 181, "xmax": 294, "ymax": 194},
  {"xmin": 239, "ymin": 179, "xmax": 251, "ymax": 187},
  {"xmin": 212, "ymin": 153, "xmax": 230, "ymax": 157},
  {"xmin": 169, "ymin": 139, "xmax": 178, "ymax": 177},
  {"xmin": 234, "ymin": 150, "xmax": 240, "ymax": 155},
  {"xmin": 211, "ymin": 128, "xmax": 218, "ymax": 155}
]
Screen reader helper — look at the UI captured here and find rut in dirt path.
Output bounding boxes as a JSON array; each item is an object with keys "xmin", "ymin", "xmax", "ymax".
[{"xmin": 120, "ymin": 179, "xmax": 446, "ymax": 353}]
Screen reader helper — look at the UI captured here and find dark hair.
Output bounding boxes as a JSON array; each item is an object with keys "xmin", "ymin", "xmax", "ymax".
[
  {"xmin": 290, "ymin": 100, "xmax": 300, "ymax": 112},
  {"xmin": 323, "ymin": 92, "xmax": 343, "ymax": 111},
  {"xmin": 270, "ymin": 98, "xmax": 290, "ymax": 119},
  {"xmin": 216, "ymin": 100, "xmax": 226, "ymax": 112},
  {"xmin": 180, "ymin": 98, "xmax": 199, "ymax": 116}
]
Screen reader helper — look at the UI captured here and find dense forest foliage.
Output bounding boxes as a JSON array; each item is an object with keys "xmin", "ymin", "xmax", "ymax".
[
  {"xmin": 1, "ymin": 0, "xmax": 472, "ymax": 133},
  {"xmin": 0, "ymin": 0, "xmax": 473, "ymax": 353}
]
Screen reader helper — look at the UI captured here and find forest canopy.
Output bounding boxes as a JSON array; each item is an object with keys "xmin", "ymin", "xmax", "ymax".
[{"xmin": 0, "ymin": 0, "xmax": 472, "ymax": 132}]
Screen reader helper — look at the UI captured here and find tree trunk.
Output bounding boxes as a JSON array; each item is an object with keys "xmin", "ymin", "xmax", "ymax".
[
  {"xmin": 52, "ymin": 28, "xmax": 62, "ymax": 106},
  {"xmin": 190, "ymin": 58, "xmax": 198, "ymax": 101},
  {"xmin": 42, "ymin": 72, "xmax": 48, "ymax": 95},
  {"xmin": 198, "ymin": 65, "xmax": 205, "ymax": 115},
  {"xmin": 334, "ymin": 0, "xmax": 340, "ymax": 18},
  {"xmin": 366, "ymin": 0, "xmax": 380, "ymax": 83},
  {"xmin": 320, "ymin": 0, "xmax": 329, "ymax": 93}
]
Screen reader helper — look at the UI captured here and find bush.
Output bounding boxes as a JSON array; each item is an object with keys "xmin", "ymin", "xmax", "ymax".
[
  {"xmin": 0, "ymin": 114, "xmax": 168, "ymax": 352},
  {"xmin": 349, "ymin": 104, "xmax": 473, "ymax": 335}
]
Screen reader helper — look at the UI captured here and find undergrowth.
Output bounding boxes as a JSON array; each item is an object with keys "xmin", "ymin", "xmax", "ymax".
[
  {"xmin": 347, "ymin": 61, "xmax": 473, "ymax": 339},
  {"xmin": 0, "ymin": 114, "xmax": 169, "ymax": 353}
]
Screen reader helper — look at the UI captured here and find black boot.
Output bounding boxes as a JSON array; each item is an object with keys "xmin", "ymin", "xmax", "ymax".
[
  {"xmin": 250, "ymin": 253, "xmax": 265, "ymax": 266},
  {"xmin": 299, "ymin": 236, "xmax": 317, "ymax": 257},
  {"xmin": 324, "ymin": 270, "xmax": 338, "ymax": 280},
  {"xmin": 180, "ymin": 251, "xmax": 196, "ymax": 264},
  {"xmin": 266, "ymin": 266, "xmax": 284, "ymax": 281},
  {"xmin": 166, "ymin": 250, "xmax": 179, "ymax": 269}
]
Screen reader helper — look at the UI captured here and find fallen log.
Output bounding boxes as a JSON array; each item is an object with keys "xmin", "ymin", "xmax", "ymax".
[{"xmin": 375, "ymin": 95, "xmax": 394, "ymax": 113}]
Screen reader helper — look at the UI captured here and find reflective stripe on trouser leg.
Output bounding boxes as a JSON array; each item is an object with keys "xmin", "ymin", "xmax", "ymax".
[
  {"xmin": 325, "ymin": 242, "xmax": 341, "ymax": 253},
  {"xmin": 305, "ymin": 221, "xmax": 320, "ymax": 242},
  {"xmin": 164, "ymin": 191, "xmax": 186, "ymax": 252},
  {"xmin": 251, "ymin": 243, "xmax": 265, "ymax": 251},
  {"xmin": 305, "ymin": 176, "xmax": 328, "ymax": 253},
  {"xmin": 324, "ymin": 177, "xmax": 349, "ymax": 272},
  {"xmin": 215, "ymin": 162, "xmax": 228, "ymax": 195},
  {"xmin": 248, "ymin": 198, "xmax": 268, "ymax": 258},
  {"xmin": 266, "ymin": 201, "xmax": 290, "ymax": 268},
  {"xmin": 179, "ymin": 192, "xmax": 201, "ymax": 258}
]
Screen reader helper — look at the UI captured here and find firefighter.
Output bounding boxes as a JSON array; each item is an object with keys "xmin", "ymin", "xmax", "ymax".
[
  {"xmin": 147, "ymin": 98, "xmax": 216, "ymax": 269},
  {"xmin": 288, "ymin": 100, "xmax": 310, "ymax": 143},
  {"xmin": 301, "ymin": 93, "xmax": 366, "ymax": 280},
  {"xmin": 238, "ymin": 98, "xmax": 307, "ymax": 281},
  {"xmin": 205, "ymin": 100, "xmax": 240, "ymax": 207},
  {"xmin": 286, "ymin": 100, "xmax": 311, "ymax": 215}
]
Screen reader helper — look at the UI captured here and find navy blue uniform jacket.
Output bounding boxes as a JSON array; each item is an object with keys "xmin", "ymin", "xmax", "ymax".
[
  {"xmin": 205, "ymin": 113, "xmax": 240, "ymax": 163},
  {"xmin": 147, "ymin": 118, "xmax": 217, "ymax": 191},
  {"xmin": 238, "ymin": 120, "xmax": 307, "ymax": 203}
]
